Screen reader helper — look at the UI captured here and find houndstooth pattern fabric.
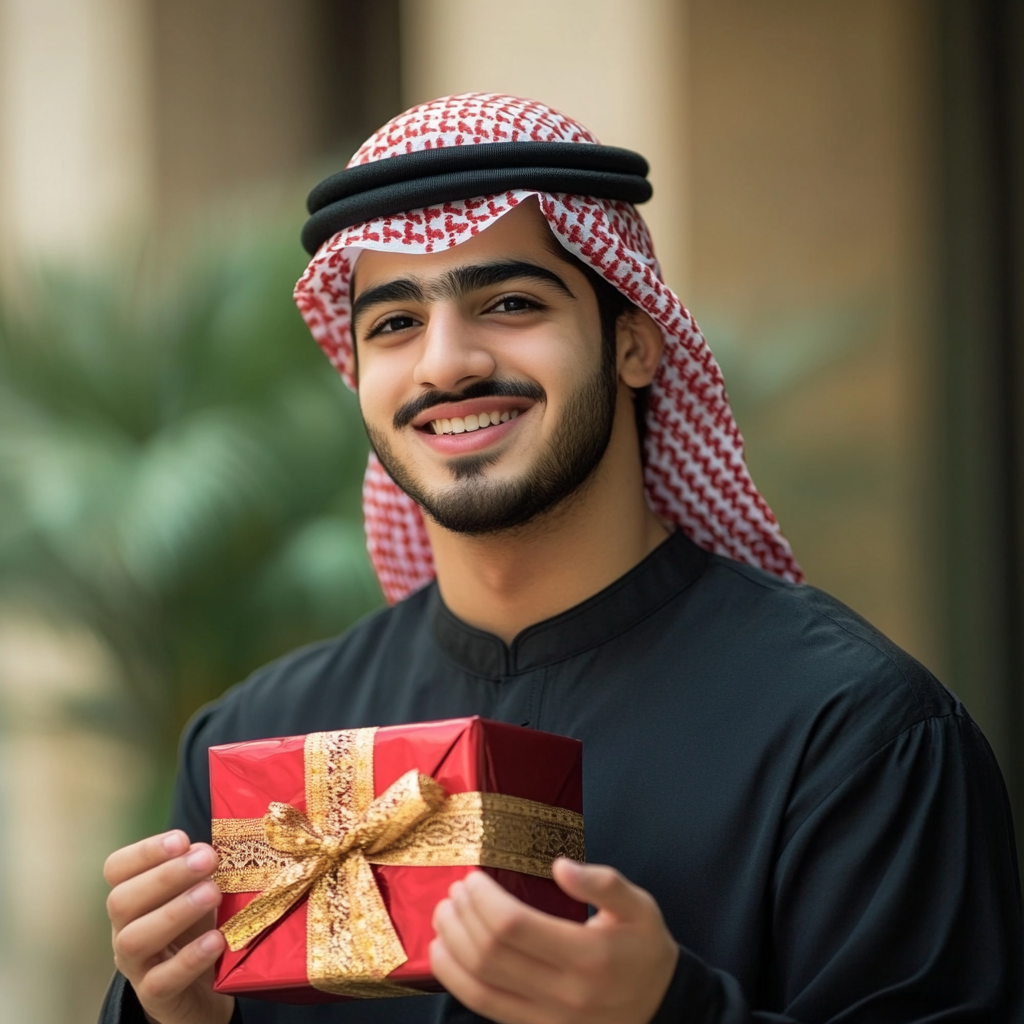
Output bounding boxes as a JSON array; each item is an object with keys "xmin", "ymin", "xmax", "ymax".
[{"xmin": 294, "ymin": 93, "xmax": 803, "ymax": 604}]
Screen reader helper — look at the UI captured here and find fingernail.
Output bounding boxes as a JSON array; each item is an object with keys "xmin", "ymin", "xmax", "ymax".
[
  {"xmin": 162, "ymin": 831, "xmax": 186, "ymax": 854},
  {"xmin": 188, "ymin": 881, "xmax": 219, "ymax": 907},
  {"xmin": 186, "ymin": 847, "xmax": 213, "ymax": 872},
  {"xmin": 199, "ymin": 930, "xmax": 223, "ymax": 955}
]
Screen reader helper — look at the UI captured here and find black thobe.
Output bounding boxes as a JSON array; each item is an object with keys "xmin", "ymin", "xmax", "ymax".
[{"xmin": 100, "ymin": 531, "xmax": 1023, "ymax": 1023}]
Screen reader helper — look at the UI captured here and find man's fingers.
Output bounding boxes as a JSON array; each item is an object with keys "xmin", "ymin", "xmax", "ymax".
[
  {"xmin": 103, "ymin": 832, "xmax": 237, "ymax": 1024},
  {"xmin": 430, "ymin": 935, "xmax": 539, "ymax": 1024},
  {"xmin": 129, "ymin": 928, "xmax": 225, "ymax": 1006},
  {"xmin": 433, "ymin": 891, "xmax": 565, "ymax": 999},
  {"xmin": 552, "ymin": 859, "xmax": 652, "ymax": 921},
  {"xmin": 106, "ymin": 844, "xmax": 219, "ymax": 930},
  {"xmin": 454, "ymin": 870, "xmax": 596, "ymax": 968},
  {"xmin": 103, "ymin": 831, "xmax": 190, "ymax": 887},
  {"xmin": 434, "ymin": 866, "xmax": 679, "ymax": 1024},
  {"xmin": 114, "ymin": 884, "xmax": 221, "ymax": 968}
]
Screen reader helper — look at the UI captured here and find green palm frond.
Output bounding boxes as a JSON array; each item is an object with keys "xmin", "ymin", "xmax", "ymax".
[{"xmin": 0, "ymin": 224, "xmax": 382, "ymax": 756}]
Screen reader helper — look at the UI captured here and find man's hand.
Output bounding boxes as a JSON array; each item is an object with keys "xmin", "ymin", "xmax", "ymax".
[
  {"xmin": 430, "ymin": 858, "xmax": 679, "ymax": 1024},
  {"xmin": 104, "ymin": 830, "xmax": 235, "ymax": 1024}
]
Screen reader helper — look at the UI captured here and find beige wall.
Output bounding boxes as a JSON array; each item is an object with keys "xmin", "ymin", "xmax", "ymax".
[
  {"xmin": 151, "ymin": 0, "xmax": 324, "ymax": 222},
  {"xmin": 0, "ymin": 0, "xmax": 368, "ymax": 277},
  {"xmin": 0, "ymin": 620, "xmax": 145, "ymax": 1024},
  {"xmin": 689, "ymin": 0, "xmax": 937, "ymax": 670},
  {"xmin": 0, "ymin": 8, "xmax": 154, "ymax": 1010},
  {"xmin": 0, "ymin": 0, "xmax": 153, "ymax": 274},
  {"xmin": 401, "ymin": 0, "xmax": 690, "ymax": 295}
]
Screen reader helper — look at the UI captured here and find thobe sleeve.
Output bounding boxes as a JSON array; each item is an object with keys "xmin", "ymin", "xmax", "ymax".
[
  {"xmin": 96, "ymin": 972, "xmax": 244, "ymax": 1024},
  {"xmin": 650, "ymin": 713, "xmax": 1023, "ymax": 1023}
]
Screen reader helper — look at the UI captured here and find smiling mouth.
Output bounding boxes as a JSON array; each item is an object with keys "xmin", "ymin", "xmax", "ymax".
[{"xmin": 426, "ymin": 409, "xmax": 520, "ymax": 436}]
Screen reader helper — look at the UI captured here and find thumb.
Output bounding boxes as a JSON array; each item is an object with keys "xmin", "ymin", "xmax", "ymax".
[{"xmin": 551, "ymin": 859, "xmax": 648, "ymax": 921}]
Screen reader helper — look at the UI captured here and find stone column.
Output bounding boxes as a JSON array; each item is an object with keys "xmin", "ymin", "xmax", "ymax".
[
  {"xmin": 0, "ymin": 0, "xmax": 153, "ymax": 277},
  {"xmin": 401, "ymin": 0, "xmax": 690, "ymax": 296}
]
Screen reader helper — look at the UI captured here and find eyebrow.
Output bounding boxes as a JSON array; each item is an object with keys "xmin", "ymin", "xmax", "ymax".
[
  {"xmin": 350, "ymin": 260, "xmax": 576, "ymax": 335},
  {"xmin": 350, "ymin": 278, "xmax": 425, "ymax": 334}
]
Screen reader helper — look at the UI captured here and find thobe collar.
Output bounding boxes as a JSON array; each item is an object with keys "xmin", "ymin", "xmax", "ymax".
[{"xmin": 428, "ymin": 529, "xmax": 710, "ymax": 679}]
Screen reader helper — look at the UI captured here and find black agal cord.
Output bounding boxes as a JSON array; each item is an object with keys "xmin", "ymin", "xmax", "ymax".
[{"xmin": 301, "ymin": 142, "xmax": 652, "ymax": 255}]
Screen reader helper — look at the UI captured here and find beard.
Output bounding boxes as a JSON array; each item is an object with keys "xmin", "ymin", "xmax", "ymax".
[{"xmin": 365, "ymin": 357, "xmax": 618, "ymax": 536}]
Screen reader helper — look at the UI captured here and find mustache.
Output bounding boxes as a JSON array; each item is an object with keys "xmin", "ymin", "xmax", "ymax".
[{"xmin": 393, "ymin": 379, "xmax": 546, "ymax": 429}]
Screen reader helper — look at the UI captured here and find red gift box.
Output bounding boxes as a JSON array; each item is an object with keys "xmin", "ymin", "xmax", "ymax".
[{"xmin": 210, "ymin": 717, "xmax": 585, "ymax": 1002}]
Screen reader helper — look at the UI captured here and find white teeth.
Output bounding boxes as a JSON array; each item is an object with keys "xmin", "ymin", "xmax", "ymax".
[{"xmin": 429, "ymin": 409, "xmax": 523, "ymax": 434}]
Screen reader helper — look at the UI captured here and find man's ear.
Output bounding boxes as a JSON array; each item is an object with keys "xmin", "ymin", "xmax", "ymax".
[{"xmin": 617, "ymin": 310, "xmax": 664, "ymax": 388}]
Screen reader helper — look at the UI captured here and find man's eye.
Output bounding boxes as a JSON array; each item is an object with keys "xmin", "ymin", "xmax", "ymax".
[
  {"xmin": 489, "ymin": 295, "xmax": 539, "ymax": 314},
  {"xmin": 369, "ymin": 315, "xmax": 419, "ymax": 337}
]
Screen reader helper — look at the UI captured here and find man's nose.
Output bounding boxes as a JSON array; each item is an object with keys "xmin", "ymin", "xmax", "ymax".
[{"xmin": 412, "ymin": 306, "xmax": 496, "ymax": 391}]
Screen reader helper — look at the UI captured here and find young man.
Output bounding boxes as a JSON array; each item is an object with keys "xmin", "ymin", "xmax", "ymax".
[{"xmin": 100, "ymin": 94, "xmax": 1022, "ymax": 1024}]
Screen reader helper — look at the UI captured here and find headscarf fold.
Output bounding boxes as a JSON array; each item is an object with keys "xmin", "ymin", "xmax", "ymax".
[{"xmin": 294, "ymin": 93, "xmax": 802, "ymax": 604}]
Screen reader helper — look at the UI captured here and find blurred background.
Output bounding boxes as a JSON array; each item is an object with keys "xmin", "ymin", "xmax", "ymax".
[{"xmin": 0, "ymin": 0, "xmax": 1021, "ymax": 1020}]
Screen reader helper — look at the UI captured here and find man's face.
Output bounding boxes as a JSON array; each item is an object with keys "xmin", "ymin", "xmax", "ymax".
[{"xmin": 351, "ymin": 200, "xmax": 618, "ymax": 535}]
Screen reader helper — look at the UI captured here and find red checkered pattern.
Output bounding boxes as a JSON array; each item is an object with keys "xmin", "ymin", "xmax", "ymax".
[{"xmin": 294, "ymin": 93, "xmax": 803, "ymax": 604}]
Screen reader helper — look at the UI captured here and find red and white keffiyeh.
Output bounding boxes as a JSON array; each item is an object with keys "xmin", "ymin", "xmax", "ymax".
[{"xmin": 294, "ymin": 93, "xmax": 802, "ymax": 604}]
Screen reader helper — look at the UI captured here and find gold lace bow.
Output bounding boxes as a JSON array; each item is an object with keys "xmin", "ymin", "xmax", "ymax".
[{"xmin": 213, "ymin": 728, "xmax": 585, "ymax": 997}]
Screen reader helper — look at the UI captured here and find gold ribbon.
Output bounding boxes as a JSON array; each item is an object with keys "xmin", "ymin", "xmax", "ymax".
[{"xmin": 213, "ymin": 728, "xmax": 585, "ymax": 998}]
